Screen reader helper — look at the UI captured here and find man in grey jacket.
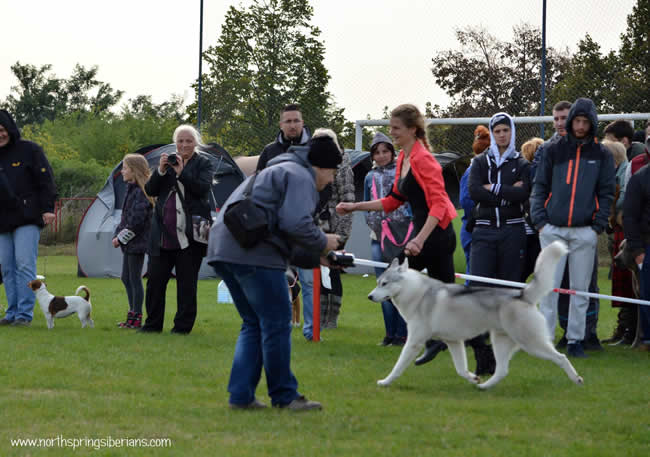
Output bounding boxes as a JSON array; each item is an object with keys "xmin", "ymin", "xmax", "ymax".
[
  {"xmin": 207, "ymin": 136, "xmax": 341, "ymax": 411},
  {"xmin": 530, "ymin": 98, "xmax": 616, "ymax": 358}
]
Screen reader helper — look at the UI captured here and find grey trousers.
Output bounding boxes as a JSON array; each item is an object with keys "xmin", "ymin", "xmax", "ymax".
[{"xmin": 539, "ymin": 224, "xmax": 598, "ymax": 343}]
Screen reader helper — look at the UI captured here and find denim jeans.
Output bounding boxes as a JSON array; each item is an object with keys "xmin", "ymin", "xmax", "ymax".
[
  {"xmin": 637, "ymin": 246, "xmax": 650, "ymax": 344},
  {"xmin": 212, "ymin": 261, "xmax": 300, "ymax": 407},
  {"xmin": 0, "ymin": 224, "xmax": 41, "ymax": 322},
  {"xmin": 371, "ymin": 240, "xmax": 407, "ymax": 339},
  {"xmin": 297, "ymin": 267, "xmax": 314, "ymax": 339}
]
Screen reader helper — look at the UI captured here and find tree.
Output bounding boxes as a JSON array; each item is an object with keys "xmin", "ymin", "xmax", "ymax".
[
  {"xmin": 431, "ymin": 24, "xmax": 570, "ymax": 118},
  {"xmin": 616, "ymin": 0, "xmax": 649, "ymax": 112},
  {"xmin": 2, "ymin": 62, "xmax": 123, "ymax": 127},
  {"xmin": 193, "ymin": 0, "xmax": 341, "ymax": 156},
  {"xmin": 2, "ymin": 62, "xmax": 66, "ymax": 127},
  {"xmin": 547, "ymin": 35, "xmax": 618, "ymax": 113}
]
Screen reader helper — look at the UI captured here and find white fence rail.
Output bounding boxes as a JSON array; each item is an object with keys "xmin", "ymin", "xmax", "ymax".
[{"xmin": 354, "ymin": 113, "xmax": 650, "ymax": 151}]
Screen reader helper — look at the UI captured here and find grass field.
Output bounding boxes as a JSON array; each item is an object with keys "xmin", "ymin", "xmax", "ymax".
[{"xmin": 0, "ymin": 251, "xmax": 648, "ymax": 457}]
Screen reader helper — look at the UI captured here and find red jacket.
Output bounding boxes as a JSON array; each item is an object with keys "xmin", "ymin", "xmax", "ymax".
[{"xmin": 380, "ymin": 140, "xmax": 457, "ymax": 230}]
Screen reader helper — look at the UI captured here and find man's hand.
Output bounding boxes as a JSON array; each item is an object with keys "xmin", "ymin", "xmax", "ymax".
[
  {"xmin": 112, "ymin": 237, "xmax": 120, "ymax": 248},
  {"xmin": 635, "ymin": 253, "xmax": 645, "ymax": 266},
  {"xmin": 42, "ymin": 212, "xmax": 55, "ymax": 225},
  {"xmin": 325, "ymin": 233, "xmax": 340, "ymax": 252}
]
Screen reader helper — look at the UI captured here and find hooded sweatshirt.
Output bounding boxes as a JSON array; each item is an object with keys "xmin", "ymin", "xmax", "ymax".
[
  {"xmin": 468, "ymin": 113, "xmax": 531, "ymax": 228},
  {"xmin": 207, "ymin": 146, "xmax": 327, "ymax": 270},
  {"xmin": 0, "ymin": 110, "xmax": 57, "ymax": 233},
  {"xmin": 530, "ymin": 98, "xmax": 615, "ymax": 233}
]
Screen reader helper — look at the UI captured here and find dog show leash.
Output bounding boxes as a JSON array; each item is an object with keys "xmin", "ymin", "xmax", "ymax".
[{"xmin": 329, "ymin": 252, "xmax": 650, "ymax": 308}]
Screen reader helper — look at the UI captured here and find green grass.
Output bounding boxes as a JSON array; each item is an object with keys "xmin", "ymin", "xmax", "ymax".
[{"xmin": 0, "ymin": 254, "xmax": 648, "ymax": 457}]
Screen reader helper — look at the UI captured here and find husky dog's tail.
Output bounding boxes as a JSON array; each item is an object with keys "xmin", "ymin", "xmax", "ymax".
[
  {"xmin": 75, "ymin": 285, "xmax": 91, "ymax": 303},
  {"xmin": 523, "ymin": 241, "xmax": 568, "ymax": 305}
]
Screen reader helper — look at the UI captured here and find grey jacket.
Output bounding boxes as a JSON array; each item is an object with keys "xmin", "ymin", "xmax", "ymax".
[{"xmin": 206, "ymin": 147, "xmax": 327, "ymax": 270}]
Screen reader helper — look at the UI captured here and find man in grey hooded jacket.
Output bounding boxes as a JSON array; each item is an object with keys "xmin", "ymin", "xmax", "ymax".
[
  {"xmin": 530, "ymin": 97, "xmax": 615, "ymax": 358},
  {"xmin": 207, "ymin": 136, "xmax": 341, "ymax": 411}
]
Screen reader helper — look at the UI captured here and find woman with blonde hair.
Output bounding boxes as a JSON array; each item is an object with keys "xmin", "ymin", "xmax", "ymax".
[
  {"xmin": 112, "ymin": 154, "xmax": 154, "ymax": 328},
  {"xmin": 337, "ymin": 104, "xmax": 463, "ymax": 365},
  {"xmin": 140, "ymin": 124, "xmax": 214, "ymax": 334},
  {"xmin": 521, "ymin": 137, "xmax": 544, "ymax": 163}
]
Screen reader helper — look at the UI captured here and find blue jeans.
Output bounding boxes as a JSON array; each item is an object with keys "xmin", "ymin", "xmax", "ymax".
[
  {"xmin": 637, "ymin": 246, "xmax": 650, "ymax": 343},
  {"xmin": 0, "ymin": 225, "xmax": 41, "ymax": 322},
  {"xmin": 297, "ymin": 267, "xmax": 314, "ymax": 339},
  {"xmin": 371, "ymin": 241, "xmax": 407, "ymax": 339},
  {"xmin": 211, "ymin": 261, "xmax": 300, "ymax": 407}
]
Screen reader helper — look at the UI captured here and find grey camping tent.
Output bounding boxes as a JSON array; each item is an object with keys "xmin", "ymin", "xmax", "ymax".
[{"xmin": 76, "ymin": 143, "xmax": 245, "ymax": 278}]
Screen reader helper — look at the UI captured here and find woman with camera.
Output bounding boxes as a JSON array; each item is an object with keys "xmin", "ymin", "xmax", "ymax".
[
  {"xmin": 207, "ymin": 135, "xmax": 341, "ymax": 411},
  {"xmin": 139, "ymin": 125, "xmax": 213, "ymax": 335}
]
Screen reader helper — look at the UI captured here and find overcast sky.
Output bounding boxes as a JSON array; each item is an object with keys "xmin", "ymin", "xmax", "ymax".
[{"xmin": 0, "ymin": 0, "xmax": 636, "ymax": 121}]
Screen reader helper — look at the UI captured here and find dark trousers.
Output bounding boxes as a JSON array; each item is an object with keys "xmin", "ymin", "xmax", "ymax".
[
  {"xmin": 470, "ymin": 224, "xmax": 526, "ymax": 285},
  {"xmin": 409, "ymin": 224, "xmax": 456, "ymax": 283},
  {"xmin": 143, "ymin": 244, "xmax": 204, "ymax": 333},
  {"xmin": 121, "ymin": 253, "xmax": 145, "ymax": 314},
  {"xmin": 522, "ymin": 233, "xmax": 541, "ymax": 281}
]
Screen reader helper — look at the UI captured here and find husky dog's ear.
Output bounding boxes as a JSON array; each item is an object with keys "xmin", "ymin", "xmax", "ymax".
[
  {"xmin": 399, "ymin": 256, "xmax": 409, "ymax": 271},
  {"xmin": 389, "ymin": 257, "xmax": 400, "ymax": 269}
]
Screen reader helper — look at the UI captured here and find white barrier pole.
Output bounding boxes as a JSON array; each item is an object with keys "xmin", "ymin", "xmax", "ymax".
[{"xmin": 351, "ymin": 257, "xmax": 650, "ymax": 308}]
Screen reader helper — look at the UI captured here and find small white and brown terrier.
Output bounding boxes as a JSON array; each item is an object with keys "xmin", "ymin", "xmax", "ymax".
[{"xmin": 28, "ymin": 279, "xmax": 94, "ymax": 329}]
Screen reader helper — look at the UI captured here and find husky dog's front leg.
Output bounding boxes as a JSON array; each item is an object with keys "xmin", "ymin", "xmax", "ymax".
[
  {"xmin": 446, "ymin": 341, "xmax": 480, "ymax": 384},
  {"xmin": 377, "ymin": 340, "xmax": 424, "ymax": 386}
]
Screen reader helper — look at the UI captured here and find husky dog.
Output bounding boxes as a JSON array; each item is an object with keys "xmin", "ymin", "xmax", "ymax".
[{"xmin": 368, "ymin": 241, "xmax": 583, "ymax": 389}]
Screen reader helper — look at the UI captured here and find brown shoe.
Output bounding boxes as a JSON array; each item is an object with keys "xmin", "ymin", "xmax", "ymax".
[
  {"xmin": 277, "ymin": 396, "xmax": 322, "ymax": 411},
  {"xmin": 637, "ymin": 344, "xmax": 650, "ymax": 352},
  {"xmin": 0, "ymin": 318, "xmax": 14, "ymax": 326},
  {"xmin": 229, "ymin": 398, "xmax": 267, "ymax": 410}
]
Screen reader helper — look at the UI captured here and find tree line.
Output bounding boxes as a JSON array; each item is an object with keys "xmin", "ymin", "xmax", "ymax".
[{"xmin": 2, "ymin": 0, "xmax": 647, "ymax": 197}]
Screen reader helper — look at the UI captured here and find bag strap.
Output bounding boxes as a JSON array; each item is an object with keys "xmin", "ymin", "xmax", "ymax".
[
  {"xmin": 380, "ymin": 219, "xmax": 415, "ymax": 250},
  {"xmin": 371, "ymin": 173, "xmax": 381, "ymax": 201},
  {"xmin": 243, "ymin": 172, "xmax": 258, "ymax": 198}
]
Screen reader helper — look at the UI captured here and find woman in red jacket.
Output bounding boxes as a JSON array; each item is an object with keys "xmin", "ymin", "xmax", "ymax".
[{"xmin": 337, "ymin": 104, "xmax": 459, "ymax": 365}]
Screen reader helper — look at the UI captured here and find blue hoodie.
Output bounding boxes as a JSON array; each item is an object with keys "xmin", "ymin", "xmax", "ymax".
[{"xmin": 530, "ymin": 98, "xmax": 615, "ymax": 233}]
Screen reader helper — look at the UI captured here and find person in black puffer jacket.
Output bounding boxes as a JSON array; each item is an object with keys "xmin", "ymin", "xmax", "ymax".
[
  {"xmin": 139, "ymin": 125, "xmax": 214, "ymax": 335},
  {"xmin": 0, "ymin": 110, "xmax": 57, "ymax": 327}
]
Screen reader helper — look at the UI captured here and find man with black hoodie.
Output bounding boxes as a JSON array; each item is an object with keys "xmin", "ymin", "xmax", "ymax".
[
  {"xmin": 256, "ymin": 104, "xmax": 311, "ymax": 171},
  {"xmin": 530, "ymin": 98, "xmax": 616, "ymax": 358},
  {"xmin": 0, "ymin": 110, "xmax": 57, "ymax": 327}
]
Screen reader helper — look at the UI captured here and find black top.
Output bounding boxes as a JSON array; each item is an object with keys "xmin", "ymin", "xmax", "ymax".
[{"xmin": 398, "ymin": 169, "xmax": 429, "ymax": 230}]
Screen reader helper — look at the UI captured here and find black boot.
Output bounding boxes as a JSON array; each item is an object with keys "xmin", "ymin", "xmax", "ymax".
[
  {"xmin": 469, "ymin": 334, "xmax": 496, "ymax": 376},
  {"xmin": 414, "ymin": 339, "xmax": 447, "ymax": 366}
]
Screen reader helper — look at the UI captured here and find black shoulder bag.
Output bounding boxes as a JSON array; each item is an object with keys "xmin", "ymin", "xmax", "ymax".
[{"xmin": 223, "ymin": 173, "xmax": 269, "ymax": 248}]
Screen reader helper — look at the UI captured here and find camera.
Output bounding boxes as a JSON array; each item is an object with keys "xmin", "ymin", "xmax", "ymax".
[{"xmin": 167, "ymin": 153, "xmax": 179, "ymax": 166}]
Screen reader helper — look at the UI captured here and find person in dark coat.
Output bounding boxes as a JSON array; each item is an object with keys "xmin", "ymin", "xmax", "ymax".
[
  {"xmin": 0, "ymin": 110, "xmax": 57, "ymax": 326},
  {"xmin": 112, "ymin": 154, "xmax": 154, "ymax": 329},
  {"xmin": 256, "ymin": 103, "xmax": 311, "ymax": 171},
  {"xmin": 530, "ymin": 98, "xmax": 616, "ymax": 358},
  {"xmin": 139, "ymin": 125, "xmax": 214, "ymax": 335}
]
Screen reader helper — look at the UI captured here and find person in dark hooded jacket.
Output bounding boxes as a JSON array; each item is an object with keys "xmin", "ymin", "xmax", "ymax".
[
  {"xmin": 0, "ymin": 110, "xmax": 57, "ymax": 326},
  {"xmin": 530, "ymin": 97, "xmax": 615, "ymax": 358},
  {"xmin": 256, "ymin": 104, "xmax": 311, "ymax": 171}
]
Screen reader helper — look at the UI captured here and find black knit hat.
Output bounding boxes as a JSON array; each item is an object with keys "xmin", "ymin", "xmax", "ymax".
[
  {"xmin": 308, "ymin": 136, "xmax": 342, "ymax": 169},
  {"xmin": 490, "ymin": 113, "xmax": 512, "ymax": 130}
]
